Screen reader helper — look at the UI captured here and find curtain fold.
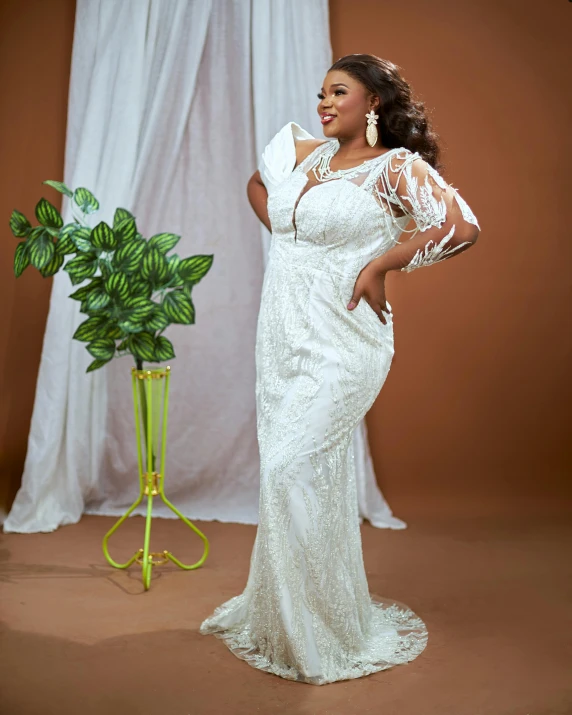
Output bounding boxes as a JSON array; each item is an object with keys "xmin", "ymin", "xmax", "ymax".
[{"xmin": 4, "ymin": 0, "xmax": 404, "ymax": 534}]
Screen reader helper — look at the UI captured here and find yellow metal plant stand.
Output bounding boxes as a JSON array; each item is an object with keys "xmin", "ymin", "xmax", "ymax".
[{"xmin": 102, "ymin": 366, "xmax": 209, "ymax": 590}]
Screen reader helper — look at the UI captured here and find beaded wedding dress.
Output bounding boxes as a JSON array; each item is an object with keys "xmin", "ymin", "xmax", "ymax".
[{"xmin": 200, "ymin": 122, "xmax": 479, "ymax": 685}]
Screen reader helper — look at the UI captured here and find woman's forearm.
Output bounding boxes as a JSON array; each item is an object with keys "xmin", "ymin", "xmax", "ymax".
[
  {"xmin": 374, "ymin": 221, "xmax": 479, "ymax": 274},
  {"xmin": 247, "ymin": 172, "xmax": 271, "ymax": 232}
]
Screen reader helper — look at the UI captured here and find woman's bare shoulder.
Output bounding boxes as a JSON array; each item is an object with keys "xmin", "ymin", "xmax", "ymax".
[{"xmin": 294, "ymin": 138, "xmax": 327, "ymax": 166}]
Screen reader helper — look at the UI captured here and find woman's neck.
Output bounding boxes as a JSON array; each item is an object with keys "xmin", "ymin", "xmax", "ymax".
[{"xmin": 335, "ymin": 135, "xmax": 388, "ymax": 160}]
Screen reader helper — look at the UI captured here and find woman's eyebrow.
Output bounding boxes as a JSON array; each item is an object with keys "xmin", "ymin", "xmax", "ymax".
[{"xmin": 320, "ymin": 83, "xmax": 349, "ymax": 91}]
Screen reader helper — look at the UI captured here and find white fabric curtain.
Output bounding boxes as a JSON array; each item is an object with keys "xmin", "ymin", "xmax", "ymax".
[{"xmin": 4, "ymin": 0, "xmax": 404, "ymax": 533}]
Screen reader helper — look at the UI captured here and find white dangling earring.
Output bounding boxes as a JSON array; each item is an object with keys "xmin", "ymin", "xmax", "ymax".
[{"xmin": 365, "ymin": 109, "xmax": 379, "ymax": 147}]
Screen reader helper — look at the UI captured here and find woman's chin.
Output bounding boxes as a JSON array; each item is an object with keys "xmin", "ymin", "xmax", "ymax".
[{"xmin": 321, "ymin": 122, "xmax": 337, "ymax": 138}]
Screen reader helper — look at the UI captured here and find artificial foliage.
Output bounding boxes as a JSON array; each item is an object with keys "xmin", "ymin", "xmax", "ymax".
[{"xmin": 10, "ymin": 180, "xmax": 213, "ymax": 372}]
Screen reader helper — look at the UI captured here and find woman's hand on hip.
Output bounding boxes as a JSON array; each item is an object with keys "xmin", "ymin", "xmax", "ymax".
[{"xmin": 347, "ymin": 258, "xmax": 391, "ymax": 325}]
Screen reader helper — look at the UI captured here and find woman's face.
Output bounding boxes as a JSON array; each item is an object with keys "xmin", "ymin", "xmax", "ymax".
[{"xmin": 317, "ymin": 70, "xmax": 378, "ymax": 140}]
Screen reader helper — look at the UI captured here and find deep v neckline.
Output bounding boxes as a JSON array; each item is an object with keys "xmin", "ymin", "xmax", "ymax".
[
  {"xmin": 290, "ymin": 142, "xmax": 401, "ymax": 241},
  {"xmin": 291, "ymin": 142, "xmax": 330, "ymax": 241},
  {"xmin": 291, "ymin": 178, "xmax": 324, "ymax": 242}
]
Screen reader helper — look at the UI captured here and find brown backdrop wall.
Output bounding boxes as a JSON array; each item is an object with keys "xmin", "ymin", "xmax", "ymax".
[
  {"xmin": 0, "ymin": 0, "xmax": 76, "ymax": 515},
  {"xmin": 0, "ymin": 0, "xmax": 570, "ymax": 520},
  {"xmin": 330, "ymin": 0, "xmax": 572, "ymax": 514}
]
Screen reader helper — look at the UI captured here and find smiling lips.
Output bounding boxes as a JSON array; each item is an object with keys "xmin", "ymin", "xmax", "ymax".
[{"xmin": 321, "ymin": 113, "xmax": 336, "ymax": 125}]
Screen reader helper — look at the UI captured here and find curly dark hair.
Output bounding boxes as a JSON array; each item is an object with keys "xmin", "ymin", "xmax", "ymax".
[{"xmin": 328, "ymin": 54, "xmax": 442, "ymax": 171}]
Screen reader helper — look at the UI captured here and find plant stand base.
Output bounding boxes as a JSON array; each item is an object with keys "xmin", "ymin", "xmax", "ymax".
[{"xmin": 102, "ymin": 471, "xmax": 209, "ymax": 591}]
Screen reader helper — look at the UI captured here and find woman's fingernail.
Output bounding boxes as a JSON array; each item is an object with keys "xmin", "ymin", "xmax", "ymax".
[{"xmin": 347, "ymin": 301, "xmax": 356, "ymax": 310}]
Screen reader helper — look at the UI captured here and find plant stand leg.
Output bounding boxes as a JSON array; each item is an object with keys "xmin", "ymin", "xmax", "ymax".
[
  {"xmin": 160, "ymin": 487, "xmax": 209, "ymax": 570},
  {"xmin": 101, "ymin": 366, "xmax": 210, "ymax": 589},
  {"xmin": 142, "ymin": 470, "xmax": 154, "ymax": 590},
  {"xmin": 102, "ymin": 492, "xmax": 144, "ymax": 569}
]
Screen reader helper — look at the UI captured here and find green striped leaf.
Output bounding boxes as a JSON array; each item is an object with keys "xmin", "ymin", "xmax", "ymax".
[
  {"xmin": 69, "ymin": 278, "xmax": 103, "ymax": 302},
  {"xmin": 141, "ymin": 247, "xmax": 168, "ymax": 285},
  {"xmin": 55, "ymin": 233, "xmax": 76, "ymax": 255},
  {"xmin": 128, "ymin": 332, "xmax": 156, "ymax": 361},
  {"xmin": 91, "ymin": 221, "xmax": 117, "ymax": 251},
  {"xmin": 166, "ymin": 254, "xmax": 183, "ymax": 286},
  {"xmin": 81, "ymin": 318, "xmax": 121, "ymax": 341},
  {"xmin": 10, "ymin": 210, "xmax": 31, "ymax": 238},
  {"xmin": 85, "ymin": 290, "xmax": 111, "ymax": 311},
  {"xmin": 70, "ymin": 226, "xmax": 94, "ymax": 253},
  {"xmin": 35, "ymin": 197, "xmax": 63, "ymax": 229},
  {"xmin": 113, "ymin": 208, "xmax": 134, "ymax": 230},
  {"xmin": 60, "ymin": 223, "xmax": 83, "ymax": 239},
  {"xmin": 177, "ymin": 254, "xmax": 213, "ymax": 284},
  {"xmin": 118, "ymin": 319, "xmax": 143, "ymax": 334},
  {"xmin": 64, "ymin": 253, "xmax": 98, "ymax": 285},
  {"xmin": 74, "ymin": 187, "xmax": 99, "ymax": 214},
  {"xmin": 114, "ymin": 216, "xmax": 138, "ymax": 244},
  {"xmin": 167, "ymin": 253, "xmax": 180, "ymax": 273},
  {"xmin": 60, "ymin": 223, "xmax": 78, "ymax": 237},
  {"xmin": 43, "ymin": 180, "xmax": 74, "ymax": 198},
  {"xmin": 128, "ymin": 278, "xmax": 152, "ymax": 299},
  {"xmin": 73, "ymin": 316, "xmax": 108, "ymax": 342},
  {"xmin": 113, "ymin": 237, "xmax": 145, "ymax": 273},
  {"xmin": 28, "ymin": 227, "xmax": 55, "ymax": 270},
  {"xmin": 154, "ymin": 336, "xmax": 175, "ymax": 361},
  {"xmin": 86, "ymin": 357, "xmax": 112, "ymax": 373},
  {"xmin": 148, "ymin": 232, "xmax": 180, "ymax": 254},
  {"xmin": 87, "ymin": 338, "xmax": 116, "ymax": 360},
  {"xmin": 144, "ymin": 306, "xmax": 170, "ymax": 332},
  {"xmin": 14, "ymin": 242, "xmax": 30, "ymax": 277},
  {"xmin": 162, "ymin": 290, "xmax": 195, "ymax": 324},
  {"xmin": 123, "ymin": 296, "xmax": 155, "ymax": 320},
  {"xmin": 104, "ymin": 272, "xmax": 130, "ymax": 300},
  {"xmin": 104, "ymin": 323, "xmax": 122, "ymax": 340},
  {"xmin": 69, "ymin": 285, "xmax": 91, "ymax": 302},
  {"xmin": 40, "ymin": 251, "xmax": 64, "ymax": 277}
]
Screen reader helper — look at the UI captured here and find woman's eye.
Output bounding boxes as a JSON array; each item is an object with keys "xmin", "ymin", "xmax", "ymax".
[{"xmin": 317, "ymin": 90, "xmax": 346, "ymax": 100}]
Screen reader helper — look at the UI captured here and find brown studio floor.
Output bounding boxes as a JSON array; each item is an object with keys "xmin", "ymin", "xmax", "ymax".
[{"xmin": 1, "ymin": 505, "xmax": 571, "ymax": 715}]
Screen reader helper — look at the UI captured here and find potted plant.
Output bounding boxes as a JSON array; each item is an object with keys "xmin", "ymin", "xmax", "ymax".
[{"xmin": 11, "ymin": 181, "xmax": 211, "ymax": 589}]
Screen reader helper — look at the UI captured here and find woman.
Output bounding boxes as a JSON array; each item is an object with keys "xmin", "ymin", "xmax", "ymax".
[{"xmin": 200, "ymin": 54, "xmax": 480, "ymax": 685}]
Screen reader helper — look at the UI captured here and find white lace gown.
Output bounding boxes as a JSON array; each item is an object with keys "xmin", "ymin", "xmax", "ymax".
[{"xmin": 200, "ymin": 121, "xmax": 477, "ymax": 684}]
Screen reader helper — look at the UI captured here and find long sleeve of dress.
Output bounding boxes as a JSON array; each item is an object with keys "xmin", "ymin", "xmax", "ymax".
[{"xmin": 373, "ymin": 150, "xmax": 480, "ymax": 272}]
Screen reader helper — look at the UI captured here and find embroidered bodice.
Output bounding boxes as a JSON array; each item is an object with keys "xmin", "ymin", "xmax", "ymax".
[{"xmin": 259, "ymin": 122, "xmax": 479, "ymax": 279}]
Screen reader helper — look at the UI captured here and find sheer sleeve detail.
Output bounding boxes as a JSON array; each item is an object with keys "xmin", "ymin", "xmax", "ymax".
[
  {"xmin": 258, "ymin": 121, "xmax": 315, "ymax": 193},
  {"xmin": 371, "ymin": 149, "xmax": 480, "ymax": 240},
  {"xmin": 367, "ymin": 149, "xmax": 480, "ymax": 273}
]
